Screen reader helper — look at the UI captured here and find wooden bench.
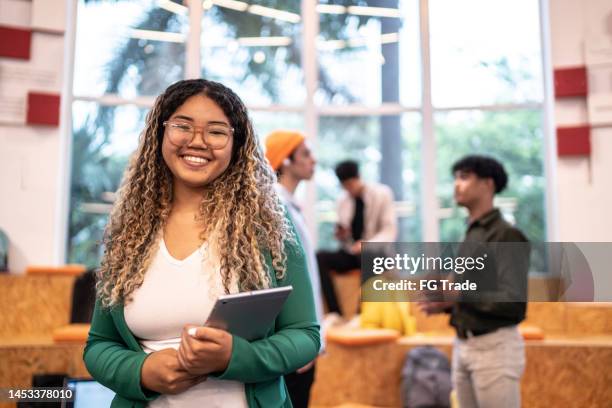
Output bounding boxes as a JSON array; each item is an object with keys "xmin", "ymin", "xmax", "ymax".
[
  {"xmin": 310, "ymin": 333, "xmax": 612, "ymax": 407},
  {"xmin": 0, "ymin": 274, "xmax": 90, "ymax": 408},
  {"xmin": 311, "ymin": 301, "xmax": 612, "ymax": 407}
]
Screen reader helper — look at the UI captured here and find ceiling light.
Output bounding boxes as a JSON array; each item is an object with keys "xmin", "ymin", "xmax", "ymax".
[
  {"xmin": 131, "ymin": 29, "xmax": 186, "ymax": 43},
  {"xmin": 253, "ymin": 51, "xmax": 266, "ymax": 63},
  {"xmin": 347, "ymin": 37, "xmax": 367, "ymax": 48},
  {"xmin": 316, "ymin": 4, "xmax": 346, "ymax": 14},
  {"xmin": 248, "ymin": 5, "xmax": 301, "ymax": 23},
  {"xmin": 381, "ymin": 32, "xmax": 399, "ymax": 44},
  {"xmin": 238, "ymin": 36, "xmax": 292, "ymax": 46},
  {"xmin": 212, "ymin": 0, "xmax": 248, "ymax": 12},
  {"xmin": 317, "ymin": 39, "xmax": 346, "ymax": 51},
  {"xmin": 158, "ymin": 0, "xmax": 188, "ymax": 15},
  {"xmin": 347, "ymin": 5, "xmax": 401, "ymax": 18}
]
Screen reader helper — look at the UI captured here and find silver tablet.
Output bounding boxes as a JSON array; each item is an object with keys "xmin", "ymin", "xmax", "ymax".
[{"xmin": 205, "ymin": 285, "xmax": 293, "ymax": 341}]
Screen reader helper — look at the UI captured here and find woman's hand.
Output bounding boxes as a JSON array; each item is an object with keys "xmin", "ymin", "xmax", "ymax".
[
  {"xmin": 177, "ymin": 325, "xmax": 233, "ymax": 376},
  {"xmin": 140, "ymin": 348, "xmax": 207, "ymax": 395}
]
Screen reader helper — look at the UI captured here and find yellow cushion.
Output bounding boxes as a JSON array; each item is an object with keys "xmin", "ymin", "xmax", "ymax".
[
  {"xmin": 359, "ymin": 277, "xmax": 417, "ymax": 336},
  {"xmin": 360, "ymin": 301, "xmax": 417, "ymax": 336}
]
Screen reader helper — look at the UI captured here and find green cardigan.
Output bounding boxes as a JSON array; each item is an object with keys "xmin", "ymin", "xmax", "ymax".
[{"xmin": 83, "ymin": 235, "xmax": 321, "ymax": 408}]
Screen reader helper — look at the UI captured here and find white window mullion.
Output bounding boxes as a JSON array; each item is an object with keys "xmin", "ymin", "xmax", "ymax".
[
  {"xmin": 186, "ymin": 0, "xmax": 202, "ymax": 79},
  {"xmin": 302, "ymin": 0, "xmax": 319, "ymax": 246},
  {"xmin": 56, "ymin": 0, "xmax": 79, "ymax": 264},
  {"xmin": 538, "ymin": 0, "xmax": 558, "ymax": 241},
  {"xmin": 419, "ymin": 0, "xmax": 439, "ymax": 242}
]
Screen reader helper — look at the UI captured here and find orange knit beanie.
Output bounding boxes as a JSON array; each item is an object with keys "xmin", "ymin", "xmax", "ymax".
[{"xmin": 264, "ymin": 130, "xmax": 305, "ymax": 171}]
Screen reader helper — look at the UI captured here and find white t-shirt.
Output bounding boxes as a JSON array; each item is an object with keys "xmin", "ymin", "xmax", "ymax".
[
  {"xmin": 124, "ymin": 238, "xmax": 247, "ymax": 408},
  {"xmin": 275, "ymin": 184, "xmax": 324, "ymax": 350}
]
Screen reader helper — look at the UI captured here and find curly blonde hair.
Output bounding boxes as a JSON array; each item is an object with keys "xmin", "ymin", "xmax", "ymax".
[{"xmin": 96, "ymin": 79, "xmax": 293, "ymax": 308}]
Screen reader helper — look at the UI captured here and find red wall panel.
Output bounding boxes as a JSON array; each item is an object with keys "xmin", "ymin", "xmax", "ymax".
[
  {"xmin": 557, "ymin": 125, "xmax": 591, "ymax": 156},
  {"xmin": 0, "ymin": 26, "xmax": 32, "ymax": 60},
  {"xmin": 554, "ymin": 67, "xmax": 588, "ymax": 98},
  {"xmin": 26, "ymin": 92, "xmax": 61, "ymax": 127}
]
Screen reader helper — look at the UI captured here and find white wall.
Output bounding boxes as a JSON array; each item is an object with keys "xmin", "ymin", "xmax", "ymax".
[
  {"xmin": 0, "ymin": 0, "xmax": 68, "ymax": 272},
  {"xmin": 549, "ymin": 0, "xmax": 612, "ymax": 241}
]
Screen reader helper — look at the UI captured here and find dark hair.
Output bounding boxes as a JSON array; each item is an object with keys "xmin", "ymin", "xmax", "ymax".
[
  {"xmin": 452, "ymin": 155, "xmax": 508, "ymax": 193},
  {"xmin": 335, "ymin": 160, "xmax": 359, "ymax": 182},
  {"xmin": 155, "ymin": 78, "xmax": 251, "ymax": 164}
]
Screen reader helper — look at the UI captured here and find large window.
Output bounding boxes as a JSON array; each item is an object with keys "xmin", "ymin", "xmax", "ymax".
[
  {"xmin": 315, "ymin": 114, "xmax": 422, "ymax": 248},
  {"xmin": 66, "ymin": 0, "xmax": 549, "ymax": 267}
]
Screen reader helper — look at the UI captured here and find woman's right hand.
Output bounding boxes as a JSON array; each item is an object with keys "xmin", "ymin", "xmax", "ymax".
[{"xmin": 140, "ymin": 348, "xmax": 207, "ymax": 395}]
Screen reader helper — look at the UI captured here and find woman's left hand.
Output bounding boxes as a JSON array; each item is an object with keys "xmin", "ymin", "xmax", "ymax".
[{"xmin": 177, "ymin": 325, "xmax": 233, "ymax": 376}]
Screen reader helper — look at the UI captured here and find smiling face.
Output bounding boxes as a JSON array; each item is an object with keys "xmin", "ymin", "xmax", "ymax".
[{"xmin": 161, "ymin": 94, "xmax": 234, "ymax": 190}]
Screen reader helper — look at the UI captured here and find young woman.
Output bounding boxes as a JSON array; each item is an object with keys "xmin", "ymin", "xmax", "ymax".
[{"xmin": 83, "ymin": 79, "xmax": 320, "ymax": 408}]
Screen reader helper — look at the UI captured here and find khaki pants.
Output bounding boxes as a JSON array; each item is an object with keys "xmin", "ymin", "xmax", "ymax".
[{"xmin": 452, "ymin": 325, "xmax": 525, "ymax": 408}]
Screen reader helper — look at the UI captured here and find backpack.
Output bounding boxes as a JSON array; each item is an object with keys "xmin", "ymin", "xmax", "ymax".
[{"xmin": 401, "ymin": 346, "xmax": 452, "ymax": 408}]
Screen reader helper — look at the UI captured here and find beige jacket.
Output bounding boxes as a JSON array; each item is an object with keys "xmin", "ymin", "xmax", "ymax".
[{"xmin": 336, "ymin": 182, "xmax": 398, "ymax": 243}]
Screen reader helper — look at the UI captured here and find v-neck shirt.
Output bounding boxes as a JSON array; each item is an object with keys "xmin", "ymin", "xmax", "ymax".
[{"xmin": 124, "ymin": 238, "xmax": 247, "ymax": 408}]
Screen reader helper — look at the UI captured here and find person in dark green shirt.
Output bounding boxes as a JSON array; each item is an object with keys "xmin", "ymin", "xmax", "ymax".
[
  {"xmin": 83, "ymin": 79, "xmax": 320, "ymax": 408},
  {"xmin": 420, "ymin": 155, "xmax": 529, "ymax": 408}
]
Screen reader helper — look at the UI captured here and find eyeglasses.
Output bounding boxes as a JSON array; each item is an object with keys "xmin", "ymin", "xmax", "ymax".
[{"xmin": 162, "ymin": 120, "xmax": 234, "ymax": 150}]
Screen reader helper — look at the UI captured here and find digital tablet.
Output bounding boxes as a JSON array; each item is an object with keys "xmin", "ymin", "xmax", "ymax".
[{"xmin": 205, "ymin": 285, "xmax": 293, "ymax": 341}]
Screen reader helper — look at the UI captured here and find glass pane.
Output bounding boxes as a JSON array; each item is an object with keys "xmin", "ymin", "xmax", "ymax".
[
  {"xmin": 435, "ymin": 110, "xmax": 546, "ymax": 243},
  {"xmin": 74, "ymin": 0, "xmax": 187, "ymax": 97},
  {"xmin": 201, "ymin": 2, "xmax": 305, "ymax": 105},
  {"xmin": 250, "ymin": 111, "xmax": 305, "ymax": 145},
  {"xmin": 316, "ymin": 0, "xmax": 421, "ymax": 106},
  {"xmin": 68, "ymin": 101, "xmax": 146, "ymax": 267},
  {"xmin": 430, "ymin": 0, "xmax": 543, "ymax": 107},
  {"xmin": 316, "ymin": 114, "xmax": 421, "ymax": 250}
]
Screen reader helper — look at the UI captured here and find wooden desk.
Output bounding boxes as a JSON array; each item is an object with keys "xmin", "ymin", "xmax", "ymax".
[{"xmin": 0, "ymin": 337, "xmax": 89, "ymax": 408}]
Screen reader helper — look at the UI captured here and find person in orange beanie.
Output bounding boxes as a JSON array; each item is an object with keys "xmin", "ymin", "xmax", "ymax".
[
  {"xmin": 265, "ymin": 130, "xmax": 306, "ymax": 174},
  {"xmin": 265, "ymin": 130, "xmax": 323, "ymax": 408}
]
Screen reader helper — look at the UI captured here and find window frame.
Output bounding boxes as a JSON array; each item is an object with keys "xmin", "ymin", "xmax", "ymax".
[{"xmin": 57, "ymin": 0, "xmax": 557, "ymax": 262}]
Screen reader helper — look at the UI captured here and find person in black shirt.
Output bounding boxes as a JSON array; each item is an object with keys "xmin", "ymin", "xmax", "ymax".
[
  {"xmin": 420, "ymin": 155, "xmax": 530, "ymax": 408},
  {"xmin": 317, "ymin": 160, "xmax": 397, "ymax": 321}
]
